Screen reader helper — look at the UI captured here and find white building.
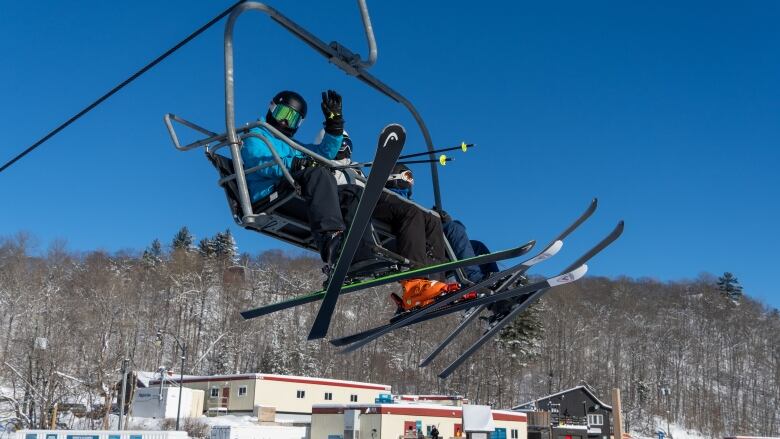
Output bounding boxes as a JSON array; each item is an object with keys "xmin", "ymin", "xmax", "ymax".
[
  {"xmin": 131, "ymin": 386, "xmax": 204, "ymax": 419},
  {"xmin": 150, "ymin": 373, "xmax": 391, "ymax": 422}
]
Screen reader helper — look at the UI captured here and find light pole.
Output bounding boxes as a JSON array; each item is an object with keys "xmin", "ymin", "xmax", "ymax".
[
  {"xmin": 155, "ymin": 330, "xmax": 187, "ymax": 431},
  {"xmin": 118, "ymin": 358, "xmax": 129, "ymax": 430}
]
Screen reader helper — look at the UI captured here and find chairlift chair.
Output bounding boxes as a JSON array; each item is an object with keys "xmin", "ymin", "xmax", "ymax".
[{"xmin": 163, "ymin": 0, "xmax": 471, "ymax": 283}]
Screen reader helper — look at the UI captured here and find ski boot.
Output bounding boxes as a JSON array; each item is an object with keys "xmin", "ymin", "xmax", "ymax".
[{"xmin": 399, "ymin": 278, "xmax": 460, "ymax": 311}]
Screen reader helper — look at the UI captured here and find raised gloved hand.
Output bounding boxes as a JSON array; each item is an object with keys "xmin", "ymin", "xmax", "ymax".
[
  {"xmin": 321, "ymin": 89, "xmax": 344, "ymax": 135},
  {"xmin": 291, "ymin": 156, "xmax": 317, "ymax": 172}
]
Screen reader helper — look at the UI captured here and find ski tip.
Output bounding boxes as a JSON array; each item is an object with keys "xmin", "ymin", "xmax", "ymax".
[
  {"xmin": 611, "ymin": 220, "xmax": 625, "ymax": 238},
  {"xmin": 522, "ymin": 240, "xmax": 536, "ymax": 252},
  {"xmin": 307, "ymin": 332, "xmax": 325, "ymax": 341},
  {"xmin": 381, "ymin": 123, "xmax": 406, "ymax": 136},
  {"xmin": 307, "ymin": 326, "xmax": 327, "ymax": 340}
]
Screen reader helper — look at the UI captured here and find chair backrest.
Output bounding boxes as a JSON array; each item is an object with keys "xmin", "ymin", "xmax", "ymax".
[{"xmin": 206, "ymin": 152, "xmax": 319, "ymax": 251}]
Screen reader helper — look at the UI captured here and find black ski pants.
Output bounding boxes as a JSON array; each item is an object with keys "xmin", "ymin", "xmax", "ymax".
[
  {"xmin": 373, "ymin": 192, "xmax": 447, "ymax": 267},
  {"xmin": 292, "ymin": 166, "xmax": 344, "ymax": 248}
]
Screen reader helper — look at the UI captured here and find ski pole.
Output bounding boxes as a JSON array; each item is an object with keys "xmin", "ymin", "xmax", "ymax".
[
  {"xmin": 332, "ymin": 156, "xmax": 452, "ymax": 170},
  {"xmin": 398, "ymin": 142, "xmax": 474, "ymax": 160}
]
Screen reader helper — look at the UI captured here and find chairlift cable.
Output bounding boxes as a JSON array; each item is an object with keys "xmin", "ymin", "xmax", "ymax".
[{"xmin": 0, "ymin": 0, "xmax": 246, "ymax": 174}]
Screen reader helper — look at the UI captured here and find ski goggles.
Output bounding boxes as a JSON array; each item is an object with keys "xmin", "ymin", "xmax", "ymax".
[
  {"xmin": 269, "ymin": 103, "xmax": 304, "ymax": 130},
  {"xmin": 388, "ymin": 170, "xmax": 414, "ymax": 185},
  {"xmin": 340, "ymin": 136, "xmax": 353, "ymax": 156}
]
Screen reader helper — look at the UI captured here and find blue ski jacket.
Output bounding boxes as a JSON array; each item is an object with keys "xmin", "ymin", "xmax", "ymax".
[{"xmin": 241, "ymin": 117, "xmax": 343, "ymax": 202}]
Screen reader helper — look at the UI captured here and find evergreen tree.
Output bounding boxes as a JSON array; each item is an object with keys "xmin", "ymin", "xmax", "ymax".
[
  {"xmin": 142, "ymin": 238, "xmax": 163, "ymax": 264},
  {"xmin": 497, "ymin": 302, "xmax": 545, "ymax": 361},
  {"xmin": 171, "ymin": 226, "xmax": 194, "ymax": 251},
  {"xmin": 198, "ymin": 237, "xmax": 217, "ymax": 257},
  {"xmin": 717, "ymin": 272, "xmax": 743, "ymax": 303},
  {"xmin": 213, "ymin": 229, "xmax": 238, "ymax": 262}
]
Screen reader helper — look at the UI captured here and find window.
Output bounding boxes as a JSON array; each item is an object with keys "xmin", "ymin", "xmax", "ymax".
[
  {"xmin": 588, "ymin": 414, "xmax": 604, "ymax": 425},
  {"xmin": 350, "ymin": 394, "xmax": 358, "ymax": 402},
  {"xmin": 210, "ymin": 388, "xmax": 219, "ymax": 398},
  {"xmin": 238, "ymin": 386, "xmax": 247, "ymax": 397},
  {"xmin": 296, "ymin": 390, "xmax": 305, "ymax": 399},
  {"xmin": 324, "ymin": 392, "xmax": 333, "ymax": 401},
  {"xmin": 511, "ymin": 429, "xmax": 519, "ymax": 438}
]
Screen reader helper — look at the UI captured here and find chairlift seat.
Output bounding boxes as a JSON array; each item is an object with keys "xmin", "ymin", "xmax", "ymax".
[{"xmin": 206, "ymin": 152, "xmax": 399, "ymax": 255}]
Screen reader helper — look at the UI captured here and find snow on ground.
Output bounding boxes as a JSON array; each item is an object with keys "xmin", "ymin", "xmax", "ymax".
[
  {"xmin": 129, "ymin": 414, "xmax": 259, "ymax": 430},
  {"xmin": 129, "ymin": 415, "xmax": 306, "ymax": 439},
  {"xmin": 628, "ymin": 418, "xmax": 709, "ymax": 439}
]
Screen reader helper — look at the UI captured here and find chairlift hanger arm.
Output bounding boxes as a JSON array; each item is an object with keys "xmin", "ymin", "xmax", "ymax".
[{"xmin": 223, "ymin": 1, "xmax": 444, "ymax": 212}]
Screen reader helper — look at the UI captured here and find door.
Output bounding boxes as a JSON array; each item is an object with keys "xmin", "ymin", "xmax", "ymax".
[
  {"xmin": 454, "ymin": 423, "xmax": 463, "ymax": 437},
  {"xmin": 221, "ymin": 387, "xmax": 230, "ymax": 408},
  {"xmin": 403, "ymin": 421, "xmax": 417, "ymax": 438},
  {"xmin": 493, "ymin": 428, "xmax": 507, "ymax": 439}
]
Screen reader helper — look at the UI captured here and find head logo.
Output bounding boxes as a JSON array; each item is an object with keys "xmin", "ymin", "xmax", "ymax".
[{"xmin": 383, "ymin": 132, "xmax": 399, "ymax": 148}]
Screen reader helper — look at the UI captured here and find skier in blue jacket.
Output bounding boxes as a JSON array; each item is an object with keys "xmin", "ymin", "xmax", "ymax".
[{"xmin": 241, "ymin": 90, "xmax": 357, "ymax": 265}]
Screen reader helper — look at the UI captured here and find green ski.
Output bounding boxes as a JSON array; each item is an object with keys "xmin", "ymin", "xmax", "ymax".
[{"xmin": 240, "ymin": 240, "xmax": 535, "ymax": 320}]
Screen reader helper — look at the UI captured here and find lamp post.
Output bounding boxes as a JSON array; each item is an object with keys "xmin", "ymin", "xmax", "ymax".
[{"xmin": 155, "ymin": 329, "xmax": 187, "ymax": 431}]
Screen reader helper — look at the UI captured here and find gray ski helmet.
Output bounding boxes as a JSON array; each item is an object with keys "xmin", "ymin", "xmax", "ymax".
[
  {"xmin": 335, "ymin": 130, "xmax": 352, "ymax": 160},
  {"xmin": 387, "ymin": 163, "xmax": 413, "ymax": 196},
  {"xmin": 266, "ymin": 90, "xmax": 307, "ymax": 137}
]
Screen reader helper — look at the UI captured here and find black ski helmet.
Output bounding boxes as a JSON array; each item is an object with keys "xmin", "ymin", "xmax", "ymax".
[{"xmin": 266, "ymin": 90, "xmax": 308, "ymax": 137}]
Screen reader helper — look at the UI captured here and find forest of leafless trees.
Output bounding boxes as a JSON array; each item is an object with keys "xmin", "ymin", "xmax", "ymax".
[{"xmin": 0, "ymin": 229, "xmax": 778, "ymax": 438}]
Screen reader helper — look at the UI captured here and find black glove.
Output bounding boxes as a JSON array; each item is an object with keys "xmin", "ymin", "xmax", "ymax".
[
  {"xmin": 321, "ymin": 89, "xmax": 344, "ymax": 135},
  {"xmin": 291, "ymin": 156, "xmax": 317, "ymax": 172},
  {"xmin": 432, "ymin": 206, "xmax": 452, "ymax": 223}
]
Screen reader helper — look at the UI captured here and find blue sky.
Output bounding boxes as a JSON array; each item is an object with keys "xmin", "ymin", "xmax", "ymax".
[{"xmin": 1, "ymin": 1, "xmax": 778, "ymax": 309}]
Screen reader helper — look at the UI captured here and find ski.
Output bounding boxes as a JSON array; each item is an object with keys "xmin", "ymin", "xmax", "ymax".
[
  {"xmin": 335, "ymin": 239, "xmax": 565, "ymax": 351},
  {"xmin": 308, "ymin": 124, "xmax": 406, "ymax": 340},
  {"xmin": 338, "ymin": 264, "xmax": 586, "ymax": 352},
  {"xmin": 333, "ymin": 220, "xmax": 623, "ymax": 349},
  {"xmin": 437, "ymin": 220, "xmax": 625, "ymax": 378},
  {"xmin": 240, "ymin": 241, "xmax": 535, "ymax": 321},
  {"xmin": 419, "ymin": 198, "xmax": 598, "ymax": 367}
]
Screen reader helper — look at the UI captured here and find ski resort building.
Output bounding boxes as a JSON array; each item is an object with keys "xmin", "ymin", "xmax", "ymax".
[
  {"xmin": 513, "ymin": 384, "xmax": 613, "ymax": 439},
  {"xmin": 311, "ymin": 403, "xmax": 527, "ymax": 439},
  {"xmin": 150, "ymin": 373, "xmax": 391, "ymax": 421}
]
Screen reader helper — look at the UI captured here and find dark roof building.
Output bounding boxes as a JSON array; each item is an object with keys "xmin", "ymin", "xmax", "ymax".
[{"xmin": 513, "ymin": 385, "xmax": 613, "ymax": 439}]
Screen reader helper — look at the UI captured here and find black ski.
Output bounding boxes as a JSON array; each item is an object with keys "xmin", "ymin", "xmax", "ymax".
[
  {"xmin": 335, "ymin": 239, "xmax": 566, "ymax": 351},
  {"xmin": 437, "ymin": 220, "xmax": 625, "ymax": 378},
  {"xmin": 338, "ymin": 265, "xmax": 587, "ymax": 352},
  {"xmin": 308, "ymin": 124, "xmax": 406, "ymax": 340},
  {"xmin": 419, "ymin": 198, "xmax": 598, "ymax": 367},
  {"xmin": 240, "ymin": 241, "xmax": 535, "ymax": 321},
  {"xmin": 333, "ymin": 220, "xmax": 623, "ymax": 349}
]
